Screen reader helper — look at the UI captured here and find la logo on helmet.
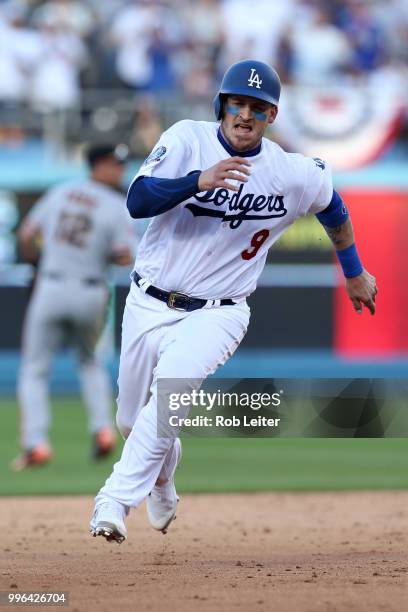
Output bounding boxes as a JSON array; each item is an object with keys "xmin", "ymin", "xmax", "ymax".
[{"xmin": 248, "ymin": 68, "xmax": 262, "ymax": 89}]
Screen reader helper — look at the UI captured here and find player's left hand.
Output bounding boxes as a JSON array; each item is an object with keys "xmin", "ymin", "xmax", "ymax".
[{"xmin": 345, "ymin": 269, "xmax": 377, "ymax": 315}]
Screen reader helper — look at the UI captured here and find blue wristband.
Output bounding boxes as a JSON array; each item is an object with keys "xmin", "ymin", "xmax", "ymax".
[{"xmin": 336, "ymin": 243, "xmax": 363, "ymax": 278}]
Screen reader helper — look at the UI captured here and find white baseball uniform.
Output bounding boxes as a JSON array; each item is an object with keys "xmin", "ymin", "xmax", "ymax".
[
  {"xmin": 97, "ymin": 119, "xmax": 333, "ymax": 508},
  {"xmin": 18, "ymin": 179, "xmax": 133, "ymax": 450}
]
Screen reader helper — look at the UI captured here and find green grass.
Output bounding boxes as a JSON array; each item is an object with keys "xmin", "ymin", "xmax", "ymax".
[{"xmin": 1, "ymin": 398, "xmax": 407, "ymax": 496}]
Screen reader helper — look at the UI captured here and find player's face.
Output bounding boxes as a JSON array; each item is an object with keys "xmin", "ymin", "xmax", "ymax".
[
  {"xmin": 221, "ymin": 95, "xmax": 277, "ymax": 151},
  {"xmin": 98, "ymin": 157, "xmax": 125, "ymax": 187}
]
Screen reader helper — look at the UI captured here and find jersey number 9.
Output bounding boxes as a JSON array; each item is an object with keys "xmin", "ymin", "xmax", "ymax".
[{"xmin": 241, "ymin": 229, "xmax": 270, "ymax": 260}]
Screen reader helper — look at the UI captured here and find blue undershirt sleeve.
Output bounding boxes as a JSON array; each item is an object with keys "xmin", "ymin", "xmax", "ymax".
[
  {"xmin": 127, "ymin": 171, "xmax": 201, "ymax": 219},
  {"xmin": 315, "ymin": 189, "xmax": 349, "ymax": 228}
]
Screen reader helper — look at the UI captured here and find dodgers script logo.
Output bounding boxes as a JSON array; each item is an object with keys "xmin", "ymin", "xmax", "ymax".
[
  {"xmin": 248, "ymin": 68, "xmax": 262, "ymax": 89},
  {"xmin": 186, "ymin": 184, "xmax": 287, "ymax": 229}
]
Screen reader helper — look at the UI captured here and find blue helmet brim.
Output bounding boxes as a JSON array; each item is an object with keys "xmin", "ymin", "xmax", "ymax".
[{"xmin": 214, "ymin": 89, "xmax": 279, "ymax": 121}]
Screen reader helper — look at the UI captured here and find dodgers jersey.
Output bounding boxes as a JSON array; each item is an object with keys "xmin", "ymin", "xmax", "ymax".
[
  {"xmin": 28, "ymin": 179, "xmax": 133, "ymax": 281},
  {"xmin": 132, "ymin": 120, "xmax": 333, "ymax": 301}
]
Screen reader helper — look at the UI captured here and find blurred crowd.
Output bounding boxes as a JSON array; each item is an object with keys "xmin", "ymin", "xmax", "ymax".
[{"xmin": 1, "ymin": 0, "xmax": 407, "ymax": 112}]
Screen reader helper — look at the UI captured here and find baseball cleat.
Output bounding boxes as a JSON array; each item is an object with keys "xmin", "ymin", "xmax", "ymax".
[
  {"xmin": 90, "ymin": 500, "xmax": 128, "ymax": 544},
  {"xmin": 147, "ymin": 486, "xmax": 179, "ymax": 534},
  {"xmin": 146, "ymin": 440, "xmax": 181, "ymax": 534},
  {"xmin": 11, "ymin": 444, "xmax": 52, "ymax": 472},
  {"xmin": 92, "ymin": 427, "xmax": 116, "ymax": 460}
]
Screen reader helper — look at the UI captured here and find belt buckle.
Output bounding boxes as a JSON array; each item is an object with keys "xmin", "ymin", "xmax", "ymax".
[{"xmin": 167, "ymin": 291, "xmax": 189, "ymax": 311}]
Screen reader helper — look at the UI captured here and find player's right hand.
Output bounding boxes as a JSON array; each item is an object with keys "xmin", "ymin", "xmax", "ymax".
[{"xmin": 198, "ymin": 157, "xmax": 251, "ymax": 192}]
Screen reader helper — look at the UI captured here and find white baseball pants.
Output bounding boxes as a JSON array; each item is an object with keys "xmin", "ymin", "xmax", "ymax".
[{"xmin": 96, "ymin": 280, "xmax": 250, "ymax": 508}]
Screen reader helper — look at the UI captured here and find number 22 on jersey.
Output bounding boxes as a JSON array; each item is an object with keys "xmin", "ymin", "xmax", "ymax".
[{"xmin": 241, "ymin": 229, "xmax": 270, "ymax": 260}]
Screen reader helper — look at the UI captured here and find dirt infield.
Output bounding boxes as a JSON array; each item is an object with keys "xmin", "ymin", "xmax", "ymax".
[{"xmin": 1, "ymin": 492, "xmax": 407, "ymax": 612}]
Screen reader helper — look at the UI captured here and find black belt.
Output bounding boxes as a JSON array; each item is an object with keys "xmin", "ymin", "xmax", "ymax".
[
  {"xmin": 44, "ymin": 272, "xmax": 103, "ymax": 286},
  {"xmin": 133, "ymin": 272, "xmax": 236, "ymax": 312}
]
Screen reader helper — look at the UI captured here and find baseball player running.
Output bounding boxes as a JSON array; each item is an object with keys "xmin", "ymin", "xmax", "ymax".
[
  {"xmin": 13, "ymin": 145, "xmax": 134, "ymax": 471},
  {"xmin": 90, "ymin": 60, "xmax": 377, "ymax": 543}
]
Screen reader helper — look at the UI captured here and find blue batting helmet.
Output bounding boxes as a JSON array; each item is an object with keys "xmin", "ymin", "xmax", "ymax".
[{"xmin": 213, "ymin": 60, "xmax": 281, "ymax": 120}]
